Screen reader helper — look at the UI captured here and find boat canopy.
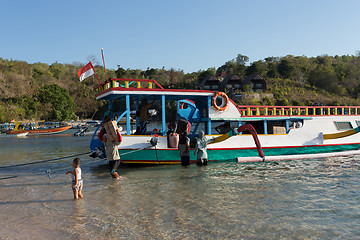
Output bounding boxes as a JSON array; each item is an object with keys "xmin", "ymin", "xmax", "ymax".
[{"xmin": 95, "ymin": 78, "xmax": 222, "ymax": 137}]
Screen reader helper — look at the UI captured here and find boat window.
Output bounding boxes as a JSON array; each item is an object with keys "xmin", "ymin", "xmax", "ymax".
[
  {"xmin": 357, "ymin": 120, "xmax": 360, "ymax": 126},
  {"xmin": 267, "ymin": 121, "xmax": 286, "ymax": 134},
  {"xmin": 243, "ymin": 121, "xmax": 265, "ymax": 134},
  {"xmin": 181, "ymin": 103, "xmax": 188, "ymax": 109},
  {"xmin": 334, "ymin": 121, "xmax": 353, "ymax": 131}
]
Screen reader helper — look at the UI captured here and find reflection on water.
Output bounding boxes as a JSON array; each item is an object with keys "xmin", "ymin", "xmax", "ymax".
[{"xmin": 1, "ymin": 135, "xmax": 360, "ymax": 239}]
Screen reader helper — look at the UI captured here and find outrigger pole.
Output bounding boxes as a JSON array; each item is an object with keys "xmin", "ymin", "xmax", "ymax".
[{"xmin": 101, "ymin": 48, "xmax": 108, "ymax": 81}]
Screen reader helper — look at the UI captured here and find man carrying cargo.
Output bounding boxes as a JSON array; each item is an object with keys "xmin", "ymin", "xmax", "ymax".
[{"xmin": 98, "ymin": 121, "xmax": 122, "ymax": 179}]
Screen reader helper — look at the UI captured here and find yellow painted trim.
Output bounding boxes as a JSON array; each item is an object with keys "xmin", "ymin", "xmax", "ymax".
[{"xmin": 324, "ymin": 129, "xmax": 356, "ymax": 140}]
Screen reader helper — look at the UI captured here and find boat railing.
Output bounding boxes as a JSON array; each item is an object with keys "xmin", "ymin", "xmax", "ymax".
[
  {"xmin": 95, "ymin": 78, "xmax": 164, "ymax": 94},
  {"xmin": 238, "ymin": 105, "xmax": 360, "ymax": 117}
]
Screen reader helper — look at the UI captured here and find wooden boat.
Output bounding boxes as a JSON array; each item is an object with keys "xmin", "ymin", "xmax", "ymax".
[
  {"xmin": 0, "ymin": 123, "xmax": 15, "ymax": 133},
  {"xmin": 89, "ymin": 78, "xmax": 360, "ymax": 164},
  {"xmin": 7, "ymin": 121, "xmax": 71, "ymax": 135}
]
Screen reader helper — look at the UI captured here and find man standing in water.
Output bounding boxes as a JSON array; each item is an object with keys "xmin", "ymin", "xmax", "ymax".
[{"xmin": 98, "ymin": 126, "xmax": 122, "ymax": 179}]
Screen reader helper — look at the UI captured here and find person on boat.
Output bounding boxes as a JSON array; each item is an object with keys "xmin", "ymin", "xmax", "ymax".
[
  {"xmin": 66, "ymin": 158, "xmax": 83, "ymax": 200},
  {"xmin": 168, "ymin": 117, "xmax": 191, "ymax": 135},
  {"xmin": 98, "ymin": 125, "xmax": 123, "ymax": 179},
  {"xmin": 178, "ymin": 131, "xmax": 190, "ymax": 166},
  {"xmin": 194, "ymin": 131, "xmax": 208, "ymax": 166},
  {"xmin": 136, "ymin": 97, "xmax": 156, "ymax": 135}
]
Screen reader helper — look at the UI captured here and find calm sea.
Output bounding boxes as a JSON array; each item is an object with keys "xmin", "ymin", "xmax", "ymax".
[{"xmin": 1, "ymin": 132, "xmax": 360, "ymax": 239}]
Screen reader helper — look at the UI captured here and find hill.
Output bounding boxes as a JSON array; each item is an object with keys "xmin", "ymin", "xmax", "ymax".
[{"xmin": 1, "ymin": 54, "xmax": 360, "ymax": 123}]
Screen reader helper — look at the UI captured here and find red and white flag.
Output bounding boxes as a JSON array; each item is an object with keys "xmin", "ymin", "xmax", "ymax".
[{"xmin": 77, "ymin": 61, "xmax": 95, "ymax": 82}]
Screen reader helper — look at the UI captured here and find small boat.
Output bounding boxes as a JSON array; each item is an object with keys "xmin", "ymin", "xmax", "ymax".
[
  {"xmin": 88, "ymin": 78, "xmax": 360, "ymax": 164},
  {"xmin": 74, "ymin": 126, "xmax": 95, "ymax": 136},
  {"xmin": 15, "ymin": 132, "xmax": 29, "ymax": 137},
  {"xmin": 7, "ymin": 121, "xmax": 71, "ymax": 135}
]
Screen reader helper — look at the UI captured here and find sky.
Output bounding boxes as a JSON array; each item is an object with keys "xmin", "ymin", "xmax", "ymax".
[{"xmin": 1, "ymin": 0, "xmax": 360, "ymax": 73}]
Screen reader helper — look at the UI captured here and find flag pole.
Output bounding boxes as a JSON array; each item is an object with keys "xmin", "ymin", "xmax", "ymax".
[{"xmin": 101, "ymin": 48, "xmax": 108, "ymax": 81}]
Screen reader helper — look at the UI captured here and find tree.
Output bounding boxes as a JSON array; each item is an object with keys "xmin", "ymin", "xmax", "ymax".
[
  {"xmin": 49, "ymin": 62, "xmax": 66, "ymax": 79},
  {"xmin": 236, "ymin": 54, "xmax": 249, "ymax": 65},
  {"xmin": 217, "ymin": 54, "xmax": 249, "ymax": 77},
  {"xmin": 245, "ymin": 61, "xmax": 266, "ymax": 76},
  {"xmin": 278, "ymin": 59, "xmax": 295, "ymax": 78},
  {"xmin": 198, "ymin": 67, "xmax": 216, "ymax": 83},
  {"xmin": 115, "ymin": 65, "xmax": 126, "ymax": 78},
  {"xmin": 35, "ymin": 84, "xmax": 77, "ymax": 121},
  {"xmin": 308, "ymin": 68, "xmax": 344, "ymax": 95}
]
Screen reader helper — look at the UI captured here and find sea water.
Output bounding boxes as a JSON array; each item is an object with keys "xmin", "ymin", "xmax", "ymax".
[{"xmin": 1, "ymin": 133, "xmax": 360, "ymax": 239}]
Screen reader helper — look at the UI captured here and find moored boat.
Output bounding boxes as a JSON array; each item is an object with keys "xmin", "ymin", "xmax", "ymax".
[
  {"xmin": 89, "ymin": 78, "xmax": 360, "ymax": 164},
  {"xmin": 0, "ymin": 123, "xmax": 15, "ymax": 133},
  {"xmin": 7, "ymin": 121, "xmax": 71, "ymax": 135}
]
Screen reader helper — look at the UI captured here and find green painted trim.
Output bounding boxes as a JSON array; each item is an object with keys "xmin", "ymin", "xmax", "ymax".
[{"xmin": 119, "ymin": 143, "xmax": 360, "ymax": 164}]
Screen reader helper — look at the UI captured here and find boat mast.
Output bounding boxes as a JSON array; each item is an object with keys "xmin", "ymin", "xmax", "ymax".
[{"xmin": 101, "ymin": 48, "xmax": 108, "ymax": 80}]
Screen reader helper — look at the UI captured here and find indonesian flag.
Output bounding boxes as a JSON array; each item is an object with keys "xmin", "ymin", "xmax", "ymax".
[{"xmin": 78, "ymin": 61, "xmax": 95, "ymax": 81}]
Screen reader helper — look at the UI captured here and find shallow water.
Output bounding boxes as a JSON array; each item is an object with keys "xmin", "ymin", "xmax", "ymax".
[{"xmin": 1, "ymin": 133, "xmax": 360, "ymax": 239}]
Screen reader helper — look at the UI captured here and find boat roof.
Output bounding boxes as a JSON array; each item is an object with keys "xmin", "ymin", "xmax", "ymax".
[
  {"xmin": 94, "ymin": 78, "xmax": 360, "ymax": 121},
  {"xmin": 96, "ymin": 86, "xmax": 215, "ymax": 102}
]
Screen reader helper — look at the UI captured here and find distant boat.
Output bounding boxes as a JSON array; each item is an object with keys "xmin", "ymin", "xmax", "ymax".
[
  {"xmin": 74, "ymin": 126, "xmax": 95, "ymax": 136},
  {"xmin": 15, "ymin": 132, "xmax": 29, "ymax": 137},
  {"xmin": 7, "ymin": 121, "xmax": 71, "ymax": 135},
  {"xmin": 0, "ymin": 123, "xmax": 15, "ymax": 133}
]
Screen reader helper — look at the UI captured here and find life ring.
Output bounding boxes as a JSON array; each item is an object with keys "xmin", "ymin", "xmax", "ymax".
[{"xmin": 212, "ymin": 92, "xmax": 229, "ymax": 111}]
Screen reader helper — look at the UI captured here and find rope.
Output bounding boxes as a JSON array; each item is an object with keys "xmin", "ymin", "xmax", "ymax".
[
  {"xmin": 0, "ymin": 151, "xmax": 91, "ymax": 169},
  {"xmin": 154, "ymin": 145, "xmax": 160, "ymax": 164},
  {"xmin": 118, "ymin": 146, "xmax": 152, "ymax": 156}
]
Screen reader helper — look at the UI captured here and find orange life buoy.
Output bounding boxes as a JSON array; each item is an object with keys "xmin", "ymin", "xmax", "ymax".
[{"xmin": 212, "ymin": 92, "xmax": 229, "ymax": 111}]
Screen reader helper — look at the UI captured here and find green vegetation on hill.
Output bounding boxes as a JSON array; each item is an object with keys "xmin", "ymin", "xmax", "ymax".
[{"xmin": 1, "ymin": 53, "xmax": 360, "ymax": 123}]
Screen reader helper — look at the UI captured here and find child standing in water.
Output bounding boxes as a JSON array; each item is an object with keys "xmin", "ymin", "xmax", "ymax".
[{"xmin": 66, "ymin": 158, "xmax": 83, "ymax": 200}]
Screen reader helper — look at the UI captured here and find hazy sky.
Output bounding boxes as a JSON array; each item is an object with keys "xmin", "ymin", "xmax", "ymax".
[{"xmin": 1, "ymin": 0, "xmax": 360, "ymax": 73}]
